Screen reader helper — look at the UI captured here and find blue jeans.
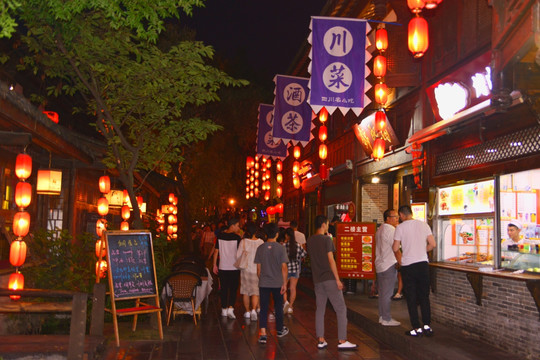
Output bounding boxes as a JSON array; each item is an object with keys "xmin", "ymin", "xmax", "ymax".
[{"xmin": 259, "ymin": 287, "xmax": 284, "ymax": 332}]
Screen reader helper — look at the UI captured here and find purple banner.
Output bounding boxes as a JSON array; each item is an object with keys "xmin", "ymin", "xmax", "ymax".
[
  {"xmin": 272, "ymin": 75, "xmax": 315, "ymax": 146},
  {"xmin": 308, "ymin": 17, "xmax": 372, "ymax": 116},
  {"xmin": 257, "ymin": 104, "xmax": 288, "ymax": 160}
]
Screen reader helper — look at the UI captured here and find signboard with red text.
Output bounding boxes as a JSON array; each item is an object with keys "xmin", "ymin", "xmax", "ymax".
[{"xmin": 336, "ymin": 222, "xmax": 376, "ymax": 279}]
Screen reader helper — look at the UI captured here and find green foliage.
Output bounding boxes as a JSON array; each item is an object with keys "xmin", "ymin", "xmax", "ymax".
[{"xmin": 22, "ymin": 229, "xmax": 96, "ymax": 293}]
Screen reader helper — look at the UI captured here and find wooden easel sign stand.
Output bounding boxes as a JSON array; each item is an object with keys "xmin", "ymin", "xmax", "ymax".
[{"xmin": 104, "ymin": 230, "xmax": 163, "ymax": 346}]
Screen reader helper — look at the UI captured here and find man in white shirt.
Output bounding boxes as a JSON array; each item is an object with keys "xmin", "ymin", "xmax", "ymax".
[
  {"xmin": 290, "ymin": 220, "xmax": 306, "ymax": 249},
  {"xmin": 375, "ymin": 209, "xmax": 400, "ymax": 326},
  {"xmin": 393, "ymin": 205, "xmax": 436, "ymax": 337}
]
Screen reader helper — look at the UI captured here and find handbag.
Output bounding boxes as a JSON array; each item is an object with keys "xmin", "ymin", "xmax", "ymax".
[{"xmin": 234, "ymin": 240, "xmax": 249, "ymax": 270}]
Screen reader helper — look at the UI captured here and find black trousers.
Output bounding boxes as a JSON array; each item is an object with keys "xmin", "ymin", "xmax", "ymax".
[
  {"xmin": 401, "ymin": 261, "xmax": 431, "ymax": 329},
  {"xmin": 219, "ymin": 270, "xmax": 240, "ymax": 308}
]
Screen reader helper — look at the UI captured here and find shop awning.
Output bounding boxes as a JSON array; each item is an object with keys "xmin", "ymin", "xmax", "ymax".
[{"xmin": 407, "ymin": 91, "xmax": 525, "ymax": 145}]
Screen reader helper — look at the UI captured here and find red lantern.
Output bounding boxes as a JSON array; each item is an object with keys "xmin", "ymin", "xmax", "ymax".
[
  {"xmin": 267, "ymin": 206, "xmax": 275, "ymax": 215},
  {"xmin": 15, "ymin": 182, "xmax": 32, "ymax": 209},
  {"xmin": 99, "ymin": 176, "xmax": 110, "ymax": 194},
  {"xmin": 320, "ymin": 164, "xmax": 329, "ymax": 181},
  {"xmin": 292, "ymin": 161, "xmax": 300, "ymax": 174},
  {"xmin": 276, "ymin": 160, "xmax": 283, "ymax": 172},
  {"xmin": 375, "ymin": 83, "xmax": 388, "ymax": 105},
  {"xmin": 122, "ymin": 189, "xmax": 129, "ymax": 204},
  {"xmin": 43, "ymin": 110, "xmax": 59, "ymax": 124},
  {"xmin": 293, "ymin": 175, "xmax": 300, "ymax": 189},
  {"xmin": 121, "ymin": 205, "xmax": 131, "ymax": 220},
  {"xmin": 407, "ymin": 0, "xmax": 425, "ymax": 13},
  {"xmin": 10, "ymin": 240, "xmax": 27, "ymax": 267},
  {"xmin": 167, "ymin": 225, "xmax": 174, "ymax": 235},
  {"xmin": 375, "ymin": 111, "xmax": 387, "ymax": 132},
  {"xmin": 318, "ymin": 107, "xmax": 328, "ymax": 123},
  {"xmin": 254, "ymin": 179, "xmax": 259, "ymax": 187},
  {"xmin": 136, "ymin": 195, "xmax": 143, "ymax": 208},
  {"xmin": 15, "ymin": 153, "xmax": 32, "ymax": 181},
  {"xmin": 372, "ymin": 138, "xmax": 386, "ymax": 161},
  {"xmin": 319, "ymin": 125, "xmax": 328, "ymax": 142},
  {"xmin": 412, "ymin": 158, "xmax": 423, "ymax": 167},
  {"xmin": 246, "ymin": 156, "xmax": 255, "ymax": 169},
  {"xmin": 95, "ymin": 260, "xmax": 108, "ymax": 279},
  {"xmin": 413, "ymin": 167, "xmax": 421, "ymax": 176},
  {"xmin": 246, "ymin": 194, "xmax": 250, "ymax": 200},
  {"xmin": 97, "ymin": 197, "xmax": 109, "ymax": 216},
  {"xmin": 8, "ymin": 272, "xmax": 24, "ymax": 300},
  {"xmin": 120, "ymin": 221, "xmax": 129, "ymax": 231},
  {"xmin": 255, "ymin": 162, "xmax": 259, "ymax": 170},
  {"xmin": 168, "ymin": 214, "xmax": 177, "ymax": 224},
  {"xmin": 265, "ymin": 169, "xmax": 271, "ymax": 179},
  {"xmin": 373, "ymin": 55, "xmax": 387, "ymax": 78},
  {"xmin": 319, "ymin": 144, "xmax": 328, "ymax": 160},
  {"xmin": 96, "ymin": 218, "xmax": 107, "ymax": 237},
  {"xmin": 95, "ymin": 239, "xmax": 106, "ymax": 258},
  {"xmin": 266, "ymin": 159, "xmax": 272, "ymax": 169},
  {"xmin": 254, "ymin": 188, "xmax": 259, "ymax": 197},
  {"xmin": 275, "ymin": 203, "xmax": 284, "ymax": 214},
  {"xmin": 424, "ymin": 0, "xmax": 442, "ymax": 9},
  {"xmin": 276, "ymin": 173, "xmax": 283, "ymax": 184},
  {"xmin": 408, "ymin": 16, "xmax": 429, "ymax": 58},
  {"xmin": 293, "ymin": 146, "xmax": 301, "ymax": 159},
  {"xmin": 13, "ymin": 211, "xmax": 30, "ymax": 237},
  {"xmin": 276, "ymin": 186, "xmax": 282, "ymax": 198},
  {"xmin": 375, "ymin": 28, "xmax": 388, "ymax": 52},
  {"xmin": 250, "ymin": 190, "xmax": 254, "ymax": 198},
  {"xmin": 264, "ymin": 191, "xmax": 270, "ymax": 201}
]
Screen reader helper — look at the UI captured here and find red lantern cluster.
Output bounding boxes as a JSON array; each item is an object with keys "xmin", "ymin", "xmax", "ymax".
[
  {"xmin": 411, "ymin": 142, "xmax": 424, "ymax": 188},
  {"xmin": 246, "ymin": 155, "xmax": 262, "ymax": 200},
  {"xmin": 95, "ymin": 175, "xmax": 110, "ymax": 280},
  {"xmin": 372, "ymin": 25, "xmax": 390, "ymax": 161},
  {"xmin": 163, "ymin": 193, "xmax": 178, "ymax": 240}
]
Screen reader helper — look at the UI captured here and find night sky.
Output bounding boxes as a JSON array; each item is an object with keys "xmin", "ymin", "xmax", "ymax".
[{"xmin": 182, "ymin": 0, "xmax": 328, "ymax": 85}]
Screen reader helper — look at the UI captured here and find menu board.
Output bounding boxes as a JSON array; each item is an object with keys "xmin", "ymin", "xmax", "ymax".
[
  {"xmin": 411, "ymin": 202, "xmax": 427, "ymax": 222},
  {"xmin": 438, "ymin": 180, "xmax": 494, "ymax": 215},
  {"xmin": 336, "ymin": 222, "xmax": 376, "ymax": 279},
  {"xmin": 105, "ymin": 231, "xmax": 158, "ymax": 299}
]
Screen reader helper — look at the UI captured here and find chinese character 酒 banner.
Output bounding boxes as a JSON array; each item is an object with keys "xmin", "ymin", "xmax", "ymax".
[
  {"xmin": 257, "ymin": 104, "xmax": 288, "ymax": 160},
  {"xmin": 272, "ymin": 75, "xmax": 315, "ymax": 146},
  {"xmin": 308, "ymin": 16, "xmax": 372, "ymax": 116}
]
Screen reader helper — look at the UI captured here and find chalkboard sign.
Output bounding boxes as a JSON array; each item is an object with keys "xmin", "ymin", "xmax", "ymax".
[{"xmin": 105, "ymin": 231, "xmax": 158, "ymax": 299}]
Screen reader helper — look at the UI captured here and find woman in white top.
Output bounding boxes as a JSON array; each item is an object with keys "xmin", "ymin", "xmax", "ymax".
[{"xmin": 237, "ymin": 222, "xmax": 264, "ymax": 321}]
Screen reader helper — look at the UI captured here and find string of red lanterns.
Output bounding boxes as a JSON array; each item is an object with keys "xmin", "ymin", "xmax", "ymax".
[
  {"xmin": 371, "ymin": 27, "xmax": 389, "ymax": 161},
  {"xmin": 292, "ymin": 145, "xmax": 301, "ymax": 189},
  {"xmin": 95, "ymin": 175, "xmax": 110, "ymax": 280}
]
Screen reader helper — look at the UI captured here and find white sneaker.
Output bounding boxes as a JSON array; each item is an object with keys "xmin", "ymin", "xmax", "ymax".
[
  {"xmin": 250, "ymin": 309, "xmax": 258, "ymax": 321},
  {"xmin": 378, "ymin": 316, "xmax": 383, "ymax": 324},
  {"xmin": 243, "ymin": 311, "xmax": 251, "ymax": 319},
  {"xmin": 381, "ymin": 318, "xmax": 401, "ymax": 326},
  {"xmin": 283, "ymin": 301, "xmax": 290, "ymax": 313},
  {"xmin": 221, "ymin": 308, "xmax": 228, "ymax": 317},
  {"xmin": 337, "ymin": 341, "xmax": 358, "ymax": 350},
  {"xmin": 227, "ymin": 307, "xmax": 236, "ymax": 319},
  {"xmin": 287, "ymin": 307, "xmax": 293, "ymax": 314}
]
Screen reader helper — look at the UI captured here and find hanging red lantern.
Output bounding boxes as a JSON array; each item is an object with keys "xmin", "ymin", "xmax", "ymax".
[
  {"xmin": 95, "ymin": 260, "xmax": 108, "ymax": 279},
  {"xmin": 246, "ymin": 194, "xmax": 250, "ymax": 200},
  {"xmin": 246, "ymin": 156, "xmax": 255, "ymax": 169},
  {"xmin": 254, "ymin": 188, "xmax": 259, "ymax": 197},
  {"xmin": 15, "ymin": 182, "xmax": 32, "ymax": 209},
  {"xmin": 167, "ymin": 225, "xmax": 174, "ymax": 235},
  {"xmin": 292, "ymin": 161, "xmax": 300, "ymax": 174},
  {"xmin": 267, "ymin": 206, "xmax": 275, "ymax": 215},
  {"xmin": 121, "ymin": 205, "xmax": 131, "ymax": 220},
  {"xmin": 15, "ymin": 153, "xmax": 32, "ymax": 181},
  {"xmin": 168, "ymin": 214, "xmax": 177, "ymax": 224},
  {"xmin": 373, "ymin": 55, "xmax": 387, "ymax": 78},
  {"xmin": 265, "ymin": 169, "xmax": 271, "ymax": 179},
  {"xmin": 254, "ymin": 179, "xmax": 259, "ymax": 187},
  {"xmin": 320, "ymin": 164, "xmax": 329, "ymax": 181},
  {"xmin": 250, "ymin": 190, "xmax": 254, "ymax": 198},
  {"xmin": 254, "ymin": 162, "xmax": 259, "ymax": 170},
  {"xmin": 319, "ymin": 125, "xmax": 328, "ymax": 142},
  {"xmin": 275, "ymin": 203, "xmax": 284, "ymax": 214},
  {"xmin": 276, "ymin": 173, "xmax": 283, "ymax": 184},
  {"xmin": 318, "ymin": 107, "xmax": 329, "ymax": 123},
  {"xmin": 97, "ymin": 197, "xmax": 109, "ymax": 216},
  {"xmin": 120, "ymin": 221, "xmax": 129, "ymax": 231},
  {"xmin": 293, "ymin": 146, "xmax": 301, "ymax": 159},
  {"xmin": 266, "ymin": 159, "xmax": 272, "ymax": 168},
  {"xmin": 98, "ymin": 176, "xmax": 110, "ymax": 194},
  {"xmin": 413, "ymin": 167, "xmax": 421, "ymax": 176},
  {"xmin": 412, "ymin": 158, "xmax": 423, "ymax": 167},
  {"xmin": 95, "ymin": 239, "xmax": 106, "ymax": 258},
  {"xmin": 407, "ymin": 0, "xmax": 425, "ymax": 13},
  {"xmin": 276, "ymin": 160, "xmax": 283, "ymax": 172},
  {"xmin": 136, "ymin": 195, "xmax": 143, "ymax": 208},
  {"xmin": 293, "ymin": 175, "xmax": 301, "ymax": 189},
  {"xmin": 374, "ymin": 111, "xmax": 387, "ymax": 132},
  {"xmin": 372, "ymin": 138, "xmax": 386, "ymax": 161},
  {"xmin": 122, "ymin": 189, "xmax": 129, "ymax": 204},
  {"xmin": 424, "ymin": 0, "xmax": 442, "ymax": 9},
  {"xmin": 276, "ymin": 186, "xmax": 282, "ymax": 198},
  {"xmin": 408, "ymin": 16, "xmax": 429, "ymax": 58},
  {"xmin": 375, "ymin": 28, "xmax": 388, "ymax": 52},
  {"xmin": 13, "ymin": 211, "xmax": 30, "ymax": 237},
  {"xmin": 264, "ymin": 191, "xmax": 270, "ymax": 201},
  {"xmin": 8, "ymin": 272, "xmax": 24, "ymax": 300},
  {"xmin": 374, "ymin": 83, "xmax": 388, "ymax": 105},
  {"xmin": 10, "ymin": 240, "xmax": 27, "ymax": 267},
  {"xmin": 319, "ymin": 144, "xmax": 328, "ymax": 160},
  {"xmin": 96, "ymin": 218, "xmax": 107, "ymax": 237}
]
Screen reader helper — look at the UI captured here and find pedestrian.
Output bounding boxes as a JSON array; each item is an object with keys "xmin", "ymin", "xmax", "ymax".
[
  {"xmin": 200, "ymin": 224, "xmax": 216, "ymax": 260},
  {"xmin": 290, "ymin": 220, "xmax": 306, "ymax": 249},
  {"xmin": 237, "ymin": 222, "xmax": 264, "ymax": 321},
  {"xmin": 283, "ymin": 227, "xmax": 307, "ymax": 314},
  {"xmin": 213, "ymin": 218, "xmax": 242, "ymax": 319},
  {"xmin": 375, "ymin": 209, "xmax": 401, "ymax": 326},
  {"xmin": 392, "ymin": 205, "xmax": 436, "ymax": 337},
  {"xmin": 254, "ymin": 222, "xmax": 289, "ymax": 344},
  {"xmin": 307, "ymin": 215, "xmax": 357, "ymax": 350}
]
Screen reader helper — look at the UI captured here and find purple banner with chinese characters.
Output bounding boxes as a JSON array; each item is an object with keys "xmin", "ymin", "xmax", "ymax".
[
  {"xmin": 257, "ymin": 104, "xmax": 288, "ymax": 160},
  {"xmin": 272, "ymin": 75, "xmax": 315, "ymax": 146},
  {"xmin": 308, "ymin": 17, "xmax": 372, "ymax": 116}
]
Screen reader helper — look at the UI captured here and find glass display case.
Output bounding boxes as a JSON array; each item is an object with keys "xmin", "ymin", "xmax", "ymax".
[{"xmin": 501, "ymin": 249, "xmax": 540, "ymax": 273}]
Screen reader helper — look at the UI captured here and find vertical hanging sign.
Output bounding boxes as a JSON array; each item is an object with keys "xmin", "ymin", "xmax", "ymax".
[
  {"xmin": 257, "ymin": 104, "xmax": 288, "ymax": 160},
  {"xmin": 308, "ymin": 17, "xmax": 372, "ymax": 116},
  {"xmin": 272, "ymin": 75, "xmax": 315, "ymax": 146}
]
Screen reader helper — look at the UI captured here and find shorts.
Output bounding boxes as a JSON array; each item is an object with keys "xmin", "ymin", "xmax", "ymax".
[{"xmin": 288, "ymin": 271, "xmax": 299, "ymax": 279}]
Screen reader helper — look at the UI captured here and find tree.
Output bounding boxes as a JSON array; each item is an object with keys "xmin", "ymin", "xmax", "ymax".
[{"xmin": 4, "ymin": 0, "xmax": 247, "ymax": 228}]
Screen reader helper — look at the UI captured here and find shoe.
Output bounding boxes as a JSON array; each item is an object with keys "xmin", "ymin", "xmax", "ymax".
[
  {"xmin": 250, "ymin": 309, "xmax": 258, "ymax": 321},
  {"xmin": 258, "ymin": 335, "xmax": 267, "ymax": 344},
  {"xmin": 378, "ymin": 316, "xmax": 383, "ymax": 324},
  {"xmin": 405, "ymin": 328, "xmax": 423, "ymax": 337},
  {"xmin": 244, "ymin": 311, "xmax": 251, "ymax": 319},
  {"xmin": 423, "ymin": 325, "xmax": 434, "ymax": 337},
  {"xmin": 368, "ymin": 293, "xmax": 379, "ymax": 299},
  {"xmin": 283, "ymin": 301, "xmax": 290, "ymax": 313},
  {"xmin": 227, "ymin": 307, "xmax": 236, "ymax": 319},
  {"xmin": 317, "ymin": 341, "xmax": 328, "ymax": 349},
  {"xmin": 276, "ymin": 326, "xmax": 289, "ymax": 337},
  {"xmin": 221, "ymin": 308, "xmax": 227, "ymax": 317},
  {"xmin": 392, "ymin": 293, "xmax": 404, "ymax": 300},
  {"xmin": 337, "ymin": 341, "xmax": 358, "ymax": 350},
  {"xmin": 381, "ymin": 318, "xmax": 401, "ymax": 326},
  {"xmin": 287, "ymin": 307, "xmax": 293, "ymax": 314}
]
